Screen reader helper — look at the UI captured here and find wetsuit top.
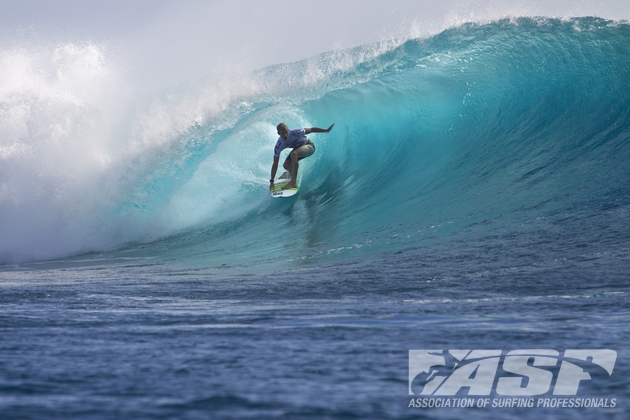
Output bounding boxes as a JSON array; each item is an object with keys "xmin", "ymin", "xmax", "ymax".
[{"xmin": 274, "ymin": 128, "xmax": 308, "ymax": 157}]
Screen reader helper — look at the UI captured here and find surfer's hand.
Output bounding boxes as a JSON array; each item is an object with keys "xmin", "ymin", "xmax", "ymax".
[
  {"xmin": 326, "ymin": 123, "xmax": 335, "ymax": 132},
  {"xmin": 269, "ymin": 182, "xmax": 274, "ymax": 191}
]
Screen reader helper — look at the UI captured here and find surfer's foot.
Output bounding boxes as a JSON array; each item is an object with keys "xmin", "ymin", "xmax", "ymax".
[{"xmin": 282, "ymin": 182, "xmax": 297, "ymax": 190}]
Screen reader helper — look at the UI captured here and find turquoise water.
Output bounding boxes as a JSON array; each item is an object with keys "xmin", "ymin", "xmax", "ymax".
[{"xmin": 1, "ymin": 17, "xmax": 629, "ymax": 419}]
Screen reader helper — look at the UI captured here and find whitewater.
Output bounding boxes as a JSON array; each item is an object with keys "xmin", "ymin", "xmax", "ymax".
[{"xmin": 1, "ymin": 16, "xmax": 629, "ymax": 420}]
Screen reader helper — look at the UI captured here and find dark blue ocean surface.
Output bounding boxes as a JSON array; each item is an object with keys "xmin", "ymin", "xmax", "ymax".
[{"xmin": 1, "ymin": 17, "xmax": 629, "ymax": 419}]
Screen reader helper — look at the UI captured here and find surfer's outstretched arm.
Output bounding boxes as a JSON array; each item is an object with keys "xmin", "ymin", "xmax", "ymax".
[{"xmin": 305, "ymin": 123, "xmax": 334, "ymax": 134}]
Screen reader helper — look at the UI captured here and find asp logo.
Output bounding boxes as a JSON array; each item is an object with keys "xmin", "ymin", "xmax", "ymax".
[{"xmin": 409, "ymin": 349, "xmax": 617, "ymax": 396}]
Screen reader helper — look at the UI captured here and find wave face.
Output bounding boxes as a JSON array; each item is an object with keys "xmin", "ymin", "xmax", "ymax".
[{"xmin": 1, "ymin": 17, "xmax": 629, "ymax": 267}]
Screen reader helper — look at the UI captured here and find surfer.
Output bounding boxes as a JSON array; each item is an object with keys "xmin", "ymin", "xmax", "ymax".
[{"xmin": 269, "ymin": 123, "xmax": 335, "ymax": 190}]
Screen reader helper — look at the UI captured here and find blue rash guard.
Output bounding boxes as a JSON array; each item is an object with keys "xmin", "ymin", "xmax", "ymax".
[{"xmin": 273, "ymin": 128, "xmax": 309, "ymax": 157}]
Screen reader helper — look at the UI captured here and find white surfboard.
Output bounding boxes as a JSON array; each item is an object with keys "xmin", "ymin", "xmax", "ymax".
[{"xmin": 270, "ymin": 171, "xmax": 299, "ymax": 198}]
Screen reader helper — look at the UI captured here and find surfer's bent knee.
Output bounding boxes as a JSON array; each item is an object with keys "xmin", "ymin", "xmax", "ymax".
[{"xmin": 295, "ymin": 143, "xmax": 315, "ymax": 161}]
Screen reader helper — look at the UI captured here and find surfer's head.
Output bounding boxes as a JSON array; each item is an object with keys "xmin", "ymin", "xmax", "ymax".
[{"xmin": 277, "ymin": 123, "xmax": 289, "ymax": 140}]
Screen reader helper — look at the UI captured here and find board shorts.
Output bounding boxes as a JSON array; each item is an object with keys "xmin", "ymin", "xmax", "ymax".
[{"xmin": 285, "ymin": 142, "xmax": 315, "ymax": 162}]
